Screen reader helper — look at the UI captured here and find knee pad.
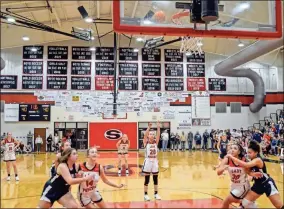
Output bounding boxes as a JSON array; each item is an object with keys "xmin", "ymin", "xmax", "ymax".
[
  {"xmin": 242, "ymin": 199, "xmax": 257, "ymax": 208},
  {"xmin": 144, "ymin": 175, "xmax": 150, "ymax": 186},
  {"xmin": 153, "ymin": 175, "xmax": 158, "ymax": 185}
]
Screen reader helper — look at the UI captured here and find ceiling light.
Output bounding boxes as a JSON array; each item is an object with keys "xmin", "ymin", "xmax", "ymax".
[
  {"xmin": 91, "ymin": 36, "xmax": 95, "ymax": 40},
  {"xmin": 22, "ymin": 36, "xmax": 30, "ymax": 41},
  {"xmin": 89, "ymin": 47, "xmax": 96, "ymax": 51},
  {"xmin": 7, "ymin": 17, "xmax": 15, "ymax": 23},
  {"xmin": 30, "ymin": 47, "xmax": 37, "ymax": 52},
  {"xmin": 143, "ymin": 19, "xmax": 152, "ymax": 25},
  {"xmin": 186, "ymin": 52, "xmax": 192, "ymax": 56},
  {"xmin": 136, "ymin": 37, "xmax": 144, "ymax": 42},
  {"xmin": 133, "ymin": 48, "xmax": 139, "ymax": 52},
  {"xmin": 84, "ymin": 17, "xmax": 93, "ymax": 23},
  {"xmin": 238, "ymin": 43, "xmax": 245, "ymax": 47},
  {"xmin": 238, "ymin": 2, "xmax": 250, "ymax": 10},
  {"xmin": 197, "ymin": 42, "xmax": 203, "ymax": 47}
]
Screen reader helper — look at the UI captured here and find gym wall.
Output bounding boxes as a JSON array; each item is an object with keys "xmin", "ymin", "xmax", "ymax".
[{"xmin": 0, "ymin": 36, "xmax": 283, "ymax": 146}]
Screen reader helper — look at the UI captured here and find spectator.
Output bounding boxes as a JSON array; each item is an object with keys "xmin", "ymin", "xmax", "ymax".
[
  {"xmin": 35, "ymin": 135, "xmax": 43, "ymax": 154},
  {"xmin": 264, "ymin": 119, "xmax": 271, "ymax": 127},
  {"xmin": 169, "ymin": 133, "xmax": 175, "ymax": 151},
  {"xmin": 24, "ymin": 142, "xmax": 32, "ymax": 154},
  {"xmin": 174, "ymin": 133, "xmax": 180, "ymax": 151},
  {"xmin": 161, "ymin": 130, "xmax": 169, "ymax": 152},
  {"xmin": 210, "ymin": 129, "xmax": 215, "ymax": 150},
  {"xmin": 180, "ymin": 132, "xmax": 186, "ymax": 151},
  {"xmin": 194, "ymin": 131, "xmax": 202, "ymax": 150},
  {"xmin": 202, "ymin": 130, "xmax": 209, "ymax": 150},
  {"xmin": 271, "ymin": 134, "xmax": 278, "ymax": 155},
  {"xmin": 54, "ymin": 133, "xmax": 59, "ymax": 148},
  {"xmin": 253, "ymin": 129, "xmax": 262, "ymax": 143},
  {"xmin": 187, "ymin": 131, "xmax": 193, "ymax": 151},
  {"xmin": 46, "ymin": 134, "xmax": 53, "ymax": 152},
  {"xmin": 278, "ymin": 135, "xmax": 284, "ymax": 157},
  {"xmin": 1, "ymin": 133, "xmax": 6, "ymax": 140}
]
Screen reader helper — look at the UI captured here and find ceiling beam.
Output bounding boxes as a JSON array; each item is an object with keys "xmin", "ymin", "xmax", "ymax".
[
  {"xmin": 1, "ymin": 1, "xmax": 42, "ymax": 7},
  {"xmin": 97, "ymin": 1, "xmax": 100, "ymax": 19},
  {"xmin": 49, "ymin": 1, "xmax": 62, "ymax": 28},
  {"xmin": 131, "ymin": 1, "xmax": 139, "ymax": 18},
  {"xmin": 59, "ymin": 1, "xmax": 68, "ymax": 21}
]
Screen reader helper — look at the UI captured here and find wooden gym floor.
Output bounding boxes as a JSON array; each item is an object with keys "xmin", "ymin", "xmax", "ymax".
[{"xmin": 1, "ymin": 151, "xmax": 283, "ymax": 208}]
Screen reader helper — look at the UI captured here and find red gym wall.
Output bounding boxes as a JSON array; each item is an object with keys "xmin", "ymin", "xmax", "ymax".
[{"xmin": 89, "ymin": 122, "xmax": 138, "ymax": 150}]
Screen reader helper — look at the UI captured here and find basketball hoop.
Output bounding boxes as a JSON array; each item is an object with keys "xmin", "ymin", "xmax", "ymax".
[
  {"xmin": 180, "ymin": 36, "xmax": 204, "ymax": 56},
  {"xmin": 171, "ymin": 11, "xmax": 204, "ymax": 56}
]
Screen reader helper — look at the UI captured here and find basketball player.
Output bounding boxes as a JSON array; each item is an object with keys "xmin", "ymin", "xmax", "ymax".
[
  {"xmin": 227, "ymin": 141, "xmax": 284, "ymax": 209},
  {"xmin": 49, "ymin": 141, "xmax": 71, "ymax": 177},
  {"xmin": 38, "ymin": 148, "xmax": 94, "ymax": 208},
  {"xmin": 116, "ymin": 134, "xmax": 130, "ymax": 176},
  {"xmin": 142, "ymin": 122, "xmax": 161, "ymax": 201},
  {"xmin": 214, "ymin": 133, "xmax": 229, "ymax": 170},
  {"xmin": 217, "ymin": 143, "xmax": 262, "ymax": 208},
  {"xmin": 78, "ymin": 147, "xmax": 124, "ymax": 208},
  {"xmin": 1, "ymin": 132, "xmax": 20, "ymax": 181}
]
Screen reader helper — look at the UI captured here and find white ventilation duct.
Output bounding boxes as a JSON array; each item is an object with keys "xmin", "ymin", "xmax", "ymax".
[{"xmin": 214, "ymin": 30, "xmax": 284, "ymax": 113}]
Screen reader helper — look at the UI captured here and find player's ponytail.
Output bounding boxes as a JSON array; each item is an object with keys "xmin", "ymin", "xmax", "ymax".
[
  {"xmin": 248, "ymin": 140, "xmax": 261, "ymax": 154},
  {"xmin": 58, "ymin": 148, "xmax": 75, "ymax": 163}
]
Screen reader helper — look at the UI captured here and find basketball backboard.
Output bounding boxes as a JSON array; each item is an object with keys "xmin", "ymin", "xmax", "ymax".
[{"xmin": 113, "ymin": 0, "xmax": 282, "ymax": 39}]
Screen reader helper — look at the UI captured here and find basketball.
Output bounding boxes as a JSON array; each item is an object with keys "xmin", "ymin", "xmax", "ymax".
[
  {"xmin": 154, "ymin": 10, "xmax": 166, "ymax": 23},
  {"xmin": 0, "ymin": 57, "xmax": 5, "ymax": 70}
]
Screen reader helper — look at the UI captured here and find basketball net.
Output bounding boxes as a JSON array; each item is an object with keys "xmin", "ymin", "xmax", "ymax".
[
  {"xmin": 171, "ymin": 10, "xmax": 204, "ymax": 55},
  {"xmin": 180, "ymin": 36, "xmax": 204, "ymax": 55}
]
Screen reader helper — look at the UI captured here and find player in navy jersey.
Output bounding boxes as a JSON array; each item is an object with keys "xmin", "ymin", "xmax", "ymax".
[
  {"xmin": 214, "ymin": 133, "xmax": 229, "ymax": 170},
  {"xmin": 227, "ymin": 141, "xmax": 284, "ymax": 209},
  {"xmin": 49, "ymin": 141, "xmax": 71, "ymax": 178},
  {"xmin": 38, "ymin": 148, "xmax": 94, "ymax": 208}
]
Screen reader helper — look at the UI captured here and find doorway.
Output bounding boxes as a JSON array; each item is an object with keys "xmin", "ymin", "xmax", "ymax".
[{"xmin": 34, "ymin": 128, "xmax": 46, "ymax": 152}]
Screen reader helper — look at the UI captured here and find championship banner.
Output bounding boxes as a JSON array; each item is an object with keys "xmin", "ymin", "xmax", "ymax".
[{"xmin": 89, "ymin": 122, "xmax": 138, "ymax": 150}]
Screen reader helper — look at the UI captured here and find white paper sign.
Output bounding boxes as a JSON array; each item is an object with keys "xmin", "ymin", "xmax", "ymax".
[{"xmin": 4, "ymin": 104, "xmax": 19, "ymax": 122}]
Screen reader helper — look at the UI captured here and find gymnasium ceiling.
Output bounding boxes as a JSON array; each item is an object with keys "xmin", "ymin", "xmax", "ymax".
[{"xmin": 1, "ymin": 1, "xmax": 283, "ymax": 67}]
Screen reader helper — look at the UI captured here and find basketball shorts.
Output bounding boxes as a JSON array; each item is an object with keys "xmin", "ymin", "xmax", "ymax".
[
  {"xmin": 251, "ymin": 178, "xmax": 279, "ymax": 197},
  {"xmin": 3, "ymin": 152, "xmax": 16, "ymax": 162},
  {"xmin": 49, "ymin": 164, "xmax": 56, "ymax": 178},
  {"xmin": 78, "ymin": 190, "xmax": 103, "ymax": 206},
  {"xmin": 40, "ymin": 182, "xmax": 69, "ymax": 205},
  {"xmin": 142, "ymin": 158, "xmax": 159, "ymax": 174},
  {"xmin": 118, "ymin": 151, "xmax": 128, "ymax": 155},
  {"xmin": 230, "ymin": 182, "xmax": 250, "ymax": 199}
]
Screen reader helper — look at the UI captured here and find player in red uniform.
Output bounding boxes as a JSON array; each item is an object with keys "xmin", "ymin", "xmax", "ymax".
[
  {"xmin": 1, "ymin": 132, "xmax": 20, "ymax": 181},
  {"xmin": 77, "ymin": 147, "xmax": 124, "ymax": 208},
  {"xmin": 116, "ymin": 134, "xmax": 130, "ymax": 176}
]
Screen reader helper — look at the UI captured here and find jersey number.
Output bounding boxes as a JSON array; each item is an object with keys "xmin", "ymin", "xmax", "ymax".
[
  {"xmin": 9, "ymin": 146, "xmax": 13, "ymax": 151},
  {"xmin": 232, "ymin": 174, "xmax": 240, "ymax": 181},
  {"xmin": 150, "ymin": 149, "xmax": 156, "ymax": 155},
  {"xmin": 86, "ymin": 180, "xmax": 94, "ymax": 187}
]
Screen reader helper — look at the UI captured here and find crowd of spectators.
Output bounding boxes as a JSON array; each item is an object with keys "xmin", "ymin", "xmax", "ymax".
[{"xmin": 161, "ymin": 110, "xmax": 284, "ymax": 159}]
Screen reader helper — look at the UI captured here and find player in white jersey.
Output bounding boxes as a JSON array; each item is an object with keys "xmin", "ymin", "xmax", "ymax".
[
  {"xmin": 1, "ymin": 132, "xmax": 20, "ymax": 181},
  {"xmin": 142, "ymin": 122, "xmax": 161, "ymax": 201},
  {"xmin": 78, "ymin": 147, "xmax": 124, "ymax": 208},
  {"xmin": 116, "ymin": 134, "xmax": 130, "ymax": 176},
  {"xmin": 217, "ymin": 143, "xmax": 262, "ymax": 208}
]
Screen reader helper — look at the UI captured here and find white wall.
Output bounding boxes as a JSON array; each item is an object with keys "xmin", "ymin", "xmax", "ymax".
[
  {"xmin": 0, "ymin": 36, "xmax": 282, "ymax": 93},
  {"xmin": 1, "ymin": 103, "xmax": 283, "ymax": 146},
  {"xmin": 0, "ymin": 112, "xmax": 51, "ymax": 145}
]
